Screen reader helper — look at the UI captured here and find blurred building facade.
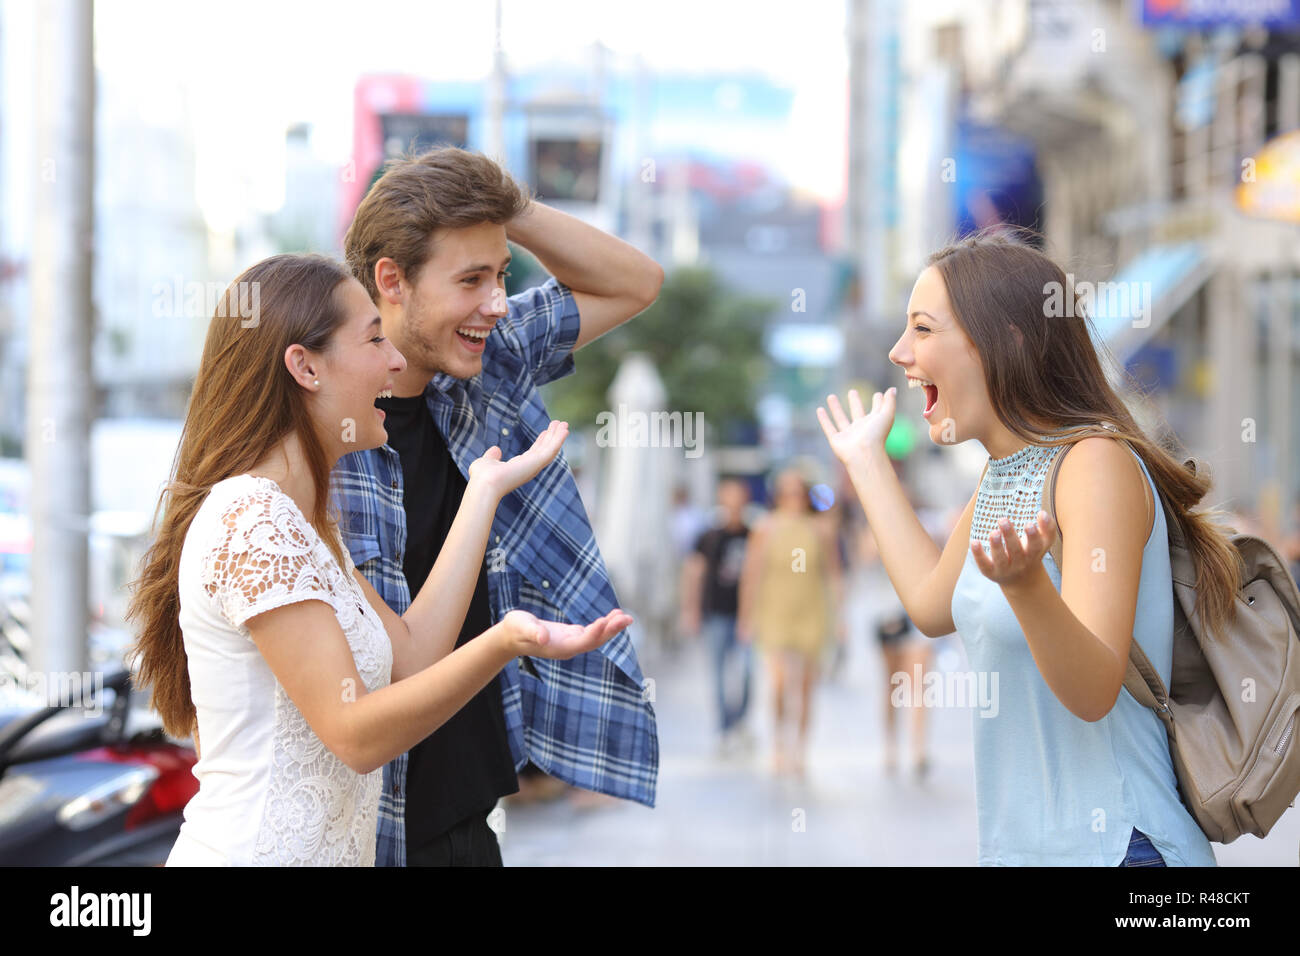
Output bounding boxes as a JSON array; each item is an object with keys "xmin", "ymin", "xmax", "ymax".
[
  {"xmin": 93, "ymin": 72, "xmax": 212, "ymax": 420},
  {"xmin": 886, "ymin": 0, "xmax": 1300, "ymax": 531},
  {"xmin": 345, "ymin": 65, "xmax": 847, "ymax": 480}
]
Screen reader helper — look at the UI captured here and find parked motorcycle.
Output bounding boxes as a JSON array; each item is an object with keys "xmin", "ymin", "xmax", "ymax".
[{"xmin": 0, "ymin": 666, "xmax": 197, "ymax": 865}]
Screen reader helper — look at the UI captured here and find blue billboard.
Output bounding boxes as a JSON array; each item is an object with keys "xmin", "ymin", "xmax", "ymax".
[
  {"xmin": 953, "ymin": 120, "xmax": 1044, "ymax": 239},
  {"xmin": 1140, "ymin": 0, "xmax": 1300, "ymax": 28}
]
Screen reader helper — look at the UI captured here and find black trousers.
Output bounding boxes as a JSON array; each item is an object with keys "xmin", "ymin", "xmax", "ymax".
[{"xmin": 407, "ymin": 809, "xmax": 503, "ymax": 867}]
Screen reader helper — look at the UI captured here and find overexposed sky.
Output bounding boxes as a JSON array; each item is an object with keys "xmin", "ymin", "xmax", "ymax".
[{"xmin": 89, "ymin": 0, "xmax": 848, "ymax": 224}]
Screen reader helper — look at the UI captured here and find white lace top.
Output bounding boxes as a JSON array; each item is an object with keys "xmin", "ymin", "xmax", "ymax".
[{"xmin": 166, "ymin": 474, "xmax": 392, "ymax": 867}]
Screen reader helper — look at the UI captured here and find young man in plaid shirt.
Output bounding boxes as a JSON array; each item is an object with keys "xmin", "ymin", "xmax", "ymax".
[{"xmin": 335, "ymin": 148, "xmax": 662, "ymax": 866}]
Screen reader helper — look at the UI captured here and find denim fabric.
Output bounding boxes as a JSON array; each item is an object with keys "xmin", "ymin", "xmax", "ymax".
[
  {"xmin": 1118, "ymin": 828, "xmax": 1168, "ymax": 867},
  {"xmin": 704, "ymin": 613, "xmax": 751, "ymax": 732}
]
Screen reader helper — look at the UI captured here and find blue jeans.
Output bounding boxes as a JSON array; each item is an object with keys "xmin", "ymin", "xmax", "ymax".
[
  {"xmin": 1118, "ymin": 828, "xmax": 1167, "ymax": 867},
  {"xmin": 704, "ymin": 614, "xmax": 751, "ymax": 733}
]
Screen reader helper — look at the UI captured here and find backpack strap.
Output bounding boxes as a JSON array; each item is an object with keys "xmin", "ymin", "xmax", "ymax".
[
  {"xmin": 1037, "ymin": 430, "xmax": 1173, "ymax": 716},
  {"xmin": 1123, "ymin": 644, "xmax": 1169, "ymax": 713}
]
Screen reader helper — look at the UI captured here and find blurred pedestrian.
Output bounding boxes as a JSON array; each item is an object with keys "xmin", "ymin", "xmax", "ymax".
[
  {"xmin": 738, "ymin": 468, "xmax": 843, "ymax": 777},
  {"xmin": 671, "ymin": 484, "xmax": 709, "ymax": 562},
  {"xmin": 680, "ymin": 478, "xmax": 753, "ymax": 755},
  {"xmin": 861, "ymin": 522, "xmax": 934, "ymax": 779},
  {"xmin": 666, "ymin": 484, "xmax": 710, "ymax": 655},
  {"xmin": 817, "ymin": 232, "xmax": 1231, "ymax": 866}
]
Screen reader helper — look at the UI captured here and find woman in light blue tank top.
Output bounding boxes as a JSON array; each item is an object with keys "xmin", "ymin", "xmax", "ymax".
[{"xmin": 816, "ymin": 234, "xmax": 1239, "ymax": 866}]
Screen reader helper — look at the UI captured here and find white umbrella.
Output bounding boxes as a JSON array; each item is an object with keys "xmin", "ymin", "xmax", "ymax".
[{"xmin": 594, "ymin": 353, "xmax": 679, "ymax": 648}]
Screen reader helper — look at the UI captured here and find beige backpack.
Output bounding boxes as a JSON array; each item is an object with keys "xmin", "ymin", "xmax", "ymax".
[{"xmin": 1041, "ymin": 437, "xmax": 1300, "ymax": 847}]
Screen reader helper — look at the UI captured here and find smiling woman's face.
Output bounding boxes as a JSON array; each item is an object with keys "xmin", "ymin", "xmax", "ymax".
[
  {"xmin": 315, "ymin": 278, "xmax": 407, "ymax": 456},
  {"xmin": 889, "ymin": 265, "xmax": 992, "ymax": 447}
]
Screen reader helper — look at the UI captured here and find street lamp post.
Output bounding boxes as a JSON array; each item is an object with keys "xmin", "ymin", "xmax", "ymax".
[{"xmin": 30, "ymin": 0, "xmax": 94, "ymax": 676}]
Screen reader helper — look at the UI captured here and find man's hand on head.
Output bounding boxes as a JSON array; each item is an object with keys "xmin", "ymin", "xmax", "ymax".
[{"xmin": 502, "ymin": 201, "xmax": 664, "ymax": 350}]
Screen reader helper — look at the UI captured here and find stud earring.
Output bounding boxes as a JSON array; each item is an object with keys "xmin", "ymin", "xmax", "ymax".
[{"xmin": 314, "ymin": 379, "xmax": 320, "ymax": 387}]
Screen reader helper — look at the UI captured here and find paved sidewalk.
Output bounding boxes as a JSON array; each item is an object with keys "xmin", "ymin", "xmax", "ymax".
[
  {"xmin": 500, "ymin": 565, "xmax": 1300, "ymax": 866},
  {"xmin": 499, "ymin": 566, "xmax": 980, "ymax": 865}
]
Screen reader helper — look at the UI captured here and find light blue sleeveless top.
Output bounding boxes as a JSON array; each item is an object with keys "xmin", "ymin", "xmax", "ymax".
[{"xmin": 951, "ymin": 441, "xmax": 1217, "ymax": 866}]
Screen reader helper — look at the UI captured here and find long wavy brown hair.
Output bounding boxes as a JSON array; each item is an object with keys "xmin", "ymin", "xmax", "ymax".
[
  {"xmin": 928, "ymin": 232, "xmax": 1243, "ymax": 636},
  {"xmin": 125, "ymin": 254, "xmax": 353, "ymax": 738}
]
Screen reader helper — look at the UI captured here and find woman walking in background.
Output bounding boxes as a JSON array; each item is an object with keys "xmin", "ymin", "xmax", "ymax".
[
  {"xmin": 737, "ymin": 468, "xmax": 843, "ymax": 777},
  {"xmin": 817, "ymin": 233, "xmax": 1235, "ymax": 866},
  {"xmin": 126, "ymin": 254, "xmax": 629, "ymax": 866}
]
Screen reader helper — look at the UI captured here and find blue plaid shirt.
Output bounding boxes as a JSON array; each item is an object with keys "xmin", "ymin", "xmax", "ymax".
[{"xmin": 332, "ymin": 277, "xmax": 659, "ymax": 867}]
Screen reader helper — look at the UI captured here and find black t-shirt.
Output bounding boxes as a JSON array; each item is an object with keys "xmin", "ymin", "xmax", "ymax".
[
  {"xmin": 693, "ymin": 525, "xmax": 749, "ymax": 617},
  {"xmin": 376, "ymin": 393, "xmax": 519, "ymax": 845}
]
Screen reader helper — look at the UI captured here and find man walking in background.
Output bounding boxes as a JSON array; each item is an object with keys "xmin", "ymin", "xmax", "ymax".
[{"xmin": 680, "ymin": 479, "xmax": 754, "ymax": 755}]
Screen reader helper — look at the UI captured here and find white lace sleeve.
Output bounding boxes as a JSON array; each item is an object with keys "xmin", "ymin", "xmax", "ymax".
[{"xmin": 200, "ymin": 485, "xmax": 334, "ymax": 630}]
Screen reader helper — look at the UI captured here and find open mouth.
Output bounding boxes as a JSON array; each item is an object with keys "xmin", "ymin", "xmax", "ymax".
[
  {"xmin": 456, "ymin": 327, "xmax": 490, "ymax": 350},
  {"xmin": 908, "ymin": 376, "xmax": 939, "ymax": 416}
]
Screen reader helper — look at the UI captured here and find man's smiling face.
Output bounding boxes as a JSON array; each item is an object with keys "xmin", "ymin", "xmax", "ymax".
[{"xmin": 393, "ymin": 221, "xmax": 512, "ymax": 381}]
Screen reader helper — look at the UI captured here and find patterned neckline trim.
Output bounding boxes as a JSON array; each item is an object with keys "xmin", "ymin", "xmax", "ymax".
[
  {"xmin": 986, "ymin": 422, "xmax": 1120, "ymax": 469},
  {"xmin": 985, "ymin": 442, "xmax": 1057, "ymax": 476}
]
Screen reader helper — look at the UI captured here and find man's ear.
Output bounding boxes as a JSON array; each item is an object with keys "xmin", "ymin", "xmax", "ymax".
[
  {"xmin": 374, "ymin": 258, "xmax": 405, "ymax": 305},
  {"xmin": 284, "ymin": 344, "xmax": 320, "ymax": 391}
]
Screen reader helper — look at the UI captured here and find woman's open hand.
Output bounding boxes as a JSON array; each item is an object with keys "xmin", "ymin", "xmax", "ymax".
[
  {"xmin": 498, "ymin": 607, "xmax": 633, "ymax": 660},
  {"xmin": 970, "ymin": 512, "xmax": 1055, "ymax": 593},
  {"xmin": 816, "ymin": 388, "xmax": 896, "ymax": 468},
  {"xmin": 468, "ymin": 420, "xmax": 568, "ymax": 499}
]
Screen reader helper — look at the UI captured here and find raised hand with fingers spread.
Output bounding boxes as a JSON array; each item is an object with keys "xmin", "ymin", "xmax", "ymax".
[
  {"xmin": 468, "ymin": 419, "xmax": 569, "ymax": 499},
  {"xmin": 816, "ymin": 388, "xmax": 897, "ymax": 468}
]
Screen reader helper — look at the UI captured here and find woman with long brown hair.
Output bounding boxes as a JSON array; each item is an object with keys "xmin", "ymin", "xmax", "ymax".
[
  {"xmin": 126, "ymin": 253, "xmax": 629, "ymax": 866},
  {"xmin": 818, "ymin": 233, "xmax": 1235, "ymax": 866}
]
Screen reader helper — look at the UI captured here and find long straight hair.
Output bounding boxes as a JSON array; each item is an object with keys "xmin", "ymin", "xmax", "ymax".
[
  {"xmin": 928, "ymin": 233, "xmax": 1243, "ymax": 635},
  {"xmin": 125, "ymin": 254, "xmax": 353, "ymax": 738}
]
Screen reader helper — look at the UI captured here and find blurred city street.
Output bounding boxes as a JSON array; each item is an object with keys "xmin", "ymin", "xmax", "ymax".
[
  {"xmin": 502, "ymin": 564, "xmax": 980, "ymax": 866},
  {"xmin": 3, "ymin": 0, "xmax": 1299, "ymax": 876},
  {"xmin": 501, "ymin": 563, "xmax": 1300, "ymax": 867}
]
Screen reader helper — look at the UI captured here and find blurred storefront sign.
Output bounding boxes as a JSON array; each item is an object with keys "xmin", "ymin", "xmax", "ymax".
[
  {"xmin": 1141, "ymin": 0, "xmax": 1300, "ymax": 28},
  {"xmin": 1176, "ymin": 57, "xmax": 1218, "ymax": 130},
  {"xmin": 380, "ymin": 113, "xmax": 468, "ymax": 158},
  {"xmin": 1236, "ymin": 129, "xmax": 1300, "ymax": 222},
  {"xmin": 529, "ymin": 136, "xmax": 603, "ymax": 203},
  {"xmin": 365, "ymin": 112, "xmax": 470, "ymax": 195},
  {"xmin": 766, "ymin": 323, "xmax": 843, "ymax": 369},
  {"xmin": 1124, "ymin": 341, "xmax": 1179, "ymax": 392},
  {"xmin": 347, "ymin": 74, "xmax": 476, "ymax": 225},
  {"xmin": 953, "ymin": 120, "xmax": 1044, "ymax": 238},
  {"xmin": 525, "ymin": 103, "xmax": 607, "ymax": 205}
]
